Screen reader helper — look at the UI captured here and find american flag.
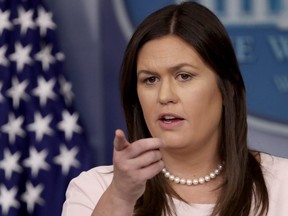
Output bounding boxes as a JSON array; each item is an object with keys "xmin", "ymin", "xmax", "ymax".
[{"xmin": 0, "ymin": 0, "xmax": 93, "ymax": 215}]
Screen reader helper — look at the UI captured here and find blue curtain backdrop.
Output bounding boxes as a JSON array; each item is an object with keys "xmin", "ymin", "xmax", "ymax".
[{"xmin": 46, "ymin": 0, "xmax": 288, "ymax": 165}]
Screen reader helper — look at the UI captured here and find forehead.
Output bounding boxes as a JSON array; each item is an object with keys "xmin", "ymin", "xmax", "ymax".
[{"xmin": 137, "ymin": 35, "xmax": 205, "ymax": 70}]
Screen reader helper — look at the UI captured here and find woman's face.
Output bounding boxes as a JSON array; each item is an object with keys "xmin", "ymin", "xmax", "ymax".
[{"xmin": 136, "ymin": 35, "xmax": 223, "ymax": 153}]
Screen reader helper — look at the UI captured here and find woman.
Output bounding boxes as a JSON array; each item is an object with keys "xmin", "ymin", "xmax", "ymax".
[{"xmin": 62, "ymin": 2, "xmax": 288, "ymax": 216}]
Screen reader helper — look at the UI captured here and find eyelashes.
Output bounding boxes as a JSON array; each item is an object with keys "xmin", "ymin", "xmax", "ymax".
[
  {"xmin": 142, "ymin": 76, "xmax": 159, "ymax": 85},
  {"xmin": 139, "ymin": 72, "xmax": 195, "ymax": 86}
]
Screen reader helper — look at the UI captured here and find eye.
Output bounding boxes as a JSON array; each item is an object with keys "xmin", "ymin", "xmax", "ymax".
[
  {"xmin": 176, "ymin": 73, "xmax": 193, "ymax": 81},
  {"xmin": 144, "ymin": 76, "xmax": 159, "ymax": 85}
]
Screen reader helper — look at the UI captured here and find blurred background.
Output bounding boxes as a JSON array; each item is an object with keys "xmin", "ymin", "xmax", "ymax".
[
  {"xmin": 0, "ymin": 0, "xmax": 287, "ymax": 215},
  {"xmin": 46, "ymin": 0, "xmax": 288, "ymax": 165}
]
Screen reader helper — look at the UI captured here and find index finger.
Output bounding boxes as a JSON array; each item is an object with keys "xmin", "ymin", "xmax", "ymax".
[{"xmin": 114, "ymin": 129, "xmax": 129, "ymax": 151}]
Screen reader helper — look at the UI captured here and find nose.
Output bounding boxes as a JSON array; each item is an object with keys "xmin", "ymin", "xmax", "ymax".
[{"xmin": 158, "ymin": 79, "xmax": 178, "ymax": 105}]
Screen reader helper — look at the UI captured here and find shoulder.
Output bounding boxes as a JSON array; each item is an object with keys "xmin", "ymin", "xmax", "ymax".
[
  {"xmin": 69, "ymin": 165, "xmax": 114, "ymax": 191},
  {"xmin": 62, "ymin": 166, "xmax": 114, "ymax": 215},
  {"xmin": 63, "ymin": 165, "xmax": 114, "ymax": 213},
  {"xmin": 76, "ymin": 165, "xmax": 114, "ymax": 181},
  {"xmin": 260, "ymin": 153, "xmax": 288, "ymax": 193},
  {"xmin": 260, "ymin": 153, "xmax": 288, "ymax": 177},
  {"xmin": 259, "ymin": 153, "xmax": 288, "ymax": 215}
]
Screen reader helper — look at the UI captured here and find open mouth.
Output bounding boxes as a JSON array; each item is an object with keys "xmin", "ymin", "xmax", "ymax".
[{"xmin": 160, "ymin": 115, "xmax": 184, "ymax": 123}]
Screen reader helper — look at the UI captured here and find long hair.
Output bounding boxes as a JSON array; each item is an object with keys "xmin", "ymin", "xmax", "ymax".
[{"xmin": 120, "ymin": 2, "xmax": 268, "ymax": 216}]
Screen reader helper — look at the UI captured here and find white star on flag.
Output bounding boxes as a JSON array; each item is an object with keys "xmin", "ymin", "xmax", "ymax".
[
  {"xmin": 23, "ymin": 147, "xmax": 50, "ymax": 177},
  {"xmin": 13, "ymin": 7, "xmax": 36, "ymax": 35},
  {"xmin": 1, "ymin": 113, "xmax": 25, "ymax": 144},
  {"xmin": 9, "ymin": 42, "xmax": 33, "ymax": 72},
  {"xmin": 21, "ymin": 182, "xmax": 45, "ymax": 213},
  {"xmin": 0, "ymin": 149, "xmax": 22, "ymax": 179},
  {"xmin": 6, "ymin": 76, "xmax": 29, "ymax": 108},
  {"xmin": 58, "ymin": 110, "xmax": 82, "ymax": 140},
  {"xmin": 32, "ymin": 76, "xmax": 56, "ymax": 106},
  {"xmin": 59, "ymin": 76, "xmax": 74, "ymax": 105},
  {"xmin": 0, "ymin": 45, "xmax": 9, "ymax": 67},
  {"xmin": 36, "ymin": 7, "xmax": 56, "ymax": 36},
  {"xmin": 27, "ymin": 112, "xmax": 53, "ymax": 141},
  {"xmin": 35, "ymin": 44, "xmax": 55, "ymax": 71},
  {"xmin": 54, "ymin": 145, "xmax": 80, "ymax": 175},
  {"xmin": 0, "ymin": 9, "xmax": 13, "ymax": 35},
  {"xmin": 0, "ymin": 185, "xmax": 20, "ymax": 215}
]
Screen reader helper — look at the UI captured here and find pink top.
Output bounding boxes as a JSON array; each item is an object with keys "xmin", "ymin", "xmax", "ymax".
[{"xmin": 61, "ymin": 153, "xmax": 288, "ymax": 216}]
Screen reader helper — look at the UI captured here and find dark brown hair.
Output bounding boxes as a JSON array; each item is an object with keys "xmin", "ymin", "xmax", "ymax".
[{"xmin": 120, "ymin": 2, "xmax": 268, "ymax": 216}]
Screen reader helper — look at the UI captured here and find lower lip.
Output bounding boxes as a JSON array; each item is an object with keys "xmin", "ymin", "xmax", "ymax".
[{"xmin": 158, "ymin": 119, "xmax": 184, "ymax": 130}]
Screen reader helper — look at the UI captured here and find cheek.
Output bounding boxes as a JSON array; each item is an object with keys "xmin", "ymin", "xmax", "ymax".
[
  {"xmin": 203, "ymin": 89, "xmax": 223, "ymax": 125},
  {"xmin": 186, "ymin": 86, "xmax": 222, "ymax": 122},
  {"xmin": 137, "ymin": 90, "xmax": 154, "ymax": 121}
]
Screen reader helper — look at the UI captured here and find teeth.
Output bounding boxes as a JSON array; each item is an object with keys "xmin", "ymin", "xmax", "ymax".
[{"xmin": 163, "ymin": 115, "xmax": 175, "ymax": 120}]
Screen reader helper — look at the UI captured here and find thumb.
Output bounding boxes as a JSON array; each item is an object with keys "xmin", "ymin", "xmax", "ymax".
[{"xmin": 114, "ymin": 129, "xmax": 129, "ymax": 151}]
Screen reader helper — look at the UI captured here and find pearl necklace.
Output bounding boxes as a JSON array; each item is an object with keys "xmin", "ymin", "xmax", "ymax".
[{"xmin": 162, "ymin": 162, "xmax": 224, "ymax": 186}]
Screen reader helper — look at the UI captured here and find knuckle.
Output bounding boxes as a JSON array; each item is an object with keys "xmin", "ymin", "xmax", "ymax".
[
  {"xmin": 154, "ymin": 151, "xmax": 161, "ymax": 160},
  {"xmin": 136, "ymin": 141, "xmax": 146, "ymax": 152},
  {"xmin": 126, "ymin": 144, "xmax": 138, "ymax": 156},
  {"xmin": 148, "ymin": 150, "xmax": 161, "ymax": 163}
]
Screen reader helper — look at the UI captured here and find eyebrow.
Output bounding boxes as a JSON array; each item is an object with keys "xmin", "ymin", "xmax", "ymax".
[
  {"xmin": 168, "ymin": 63, "xmax": 198, "ymax": 72},
  {"xmin": 137, "ymin": 63, "xmax": 198, "ymax": 75}
]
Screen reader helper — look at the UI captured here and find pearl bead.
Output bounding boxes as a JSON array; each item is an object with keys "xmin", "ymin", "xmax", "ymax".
[
  {"xmin": 193, "ymin": 179, "xmax": 199, "ymax": 185},
  {"xmin": 164, "ymin": 172, "xmax": 170, "ymax": 178},
  {"xmin": 210, "ymin": 172, "xmax": 216, "ymax": 179},
  {"xmin": 204, "ymin": 175, "xmax": 210, "ymax": 182},
  {"xmin": 215, "ymin": 169, "xmax": 220, "ymax": 175},
  {"xmin": 186, "ymin": 179, "xmax": 192, "ymax": 185},
  {"xmin": 199, "ymin": 177, "xmax": 205, "ymax": 184},
  {"xmin": 180, "ymin": 178, "xmax": 186, "ymax": 184},
  {"xmin": 174, "ymin": 177, "xmax": 180, "ymax": 183},
  {"xmin": 169, "ymin": 175, "xmax": 175, "ymax": 181}
]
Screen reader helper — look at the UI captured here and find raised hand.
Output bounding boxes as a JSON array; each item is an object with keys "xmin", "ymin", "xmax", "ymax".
[{"xmin": 111, "ymin": 129, "xmax": 165, "ymax": 204}]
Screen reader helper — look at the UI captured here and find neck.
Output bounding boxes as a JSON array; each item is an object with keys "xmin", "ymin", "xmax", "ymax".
[{"xmin": 160, "ymin": 148, "xmax": 221, "ymax": 179}]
